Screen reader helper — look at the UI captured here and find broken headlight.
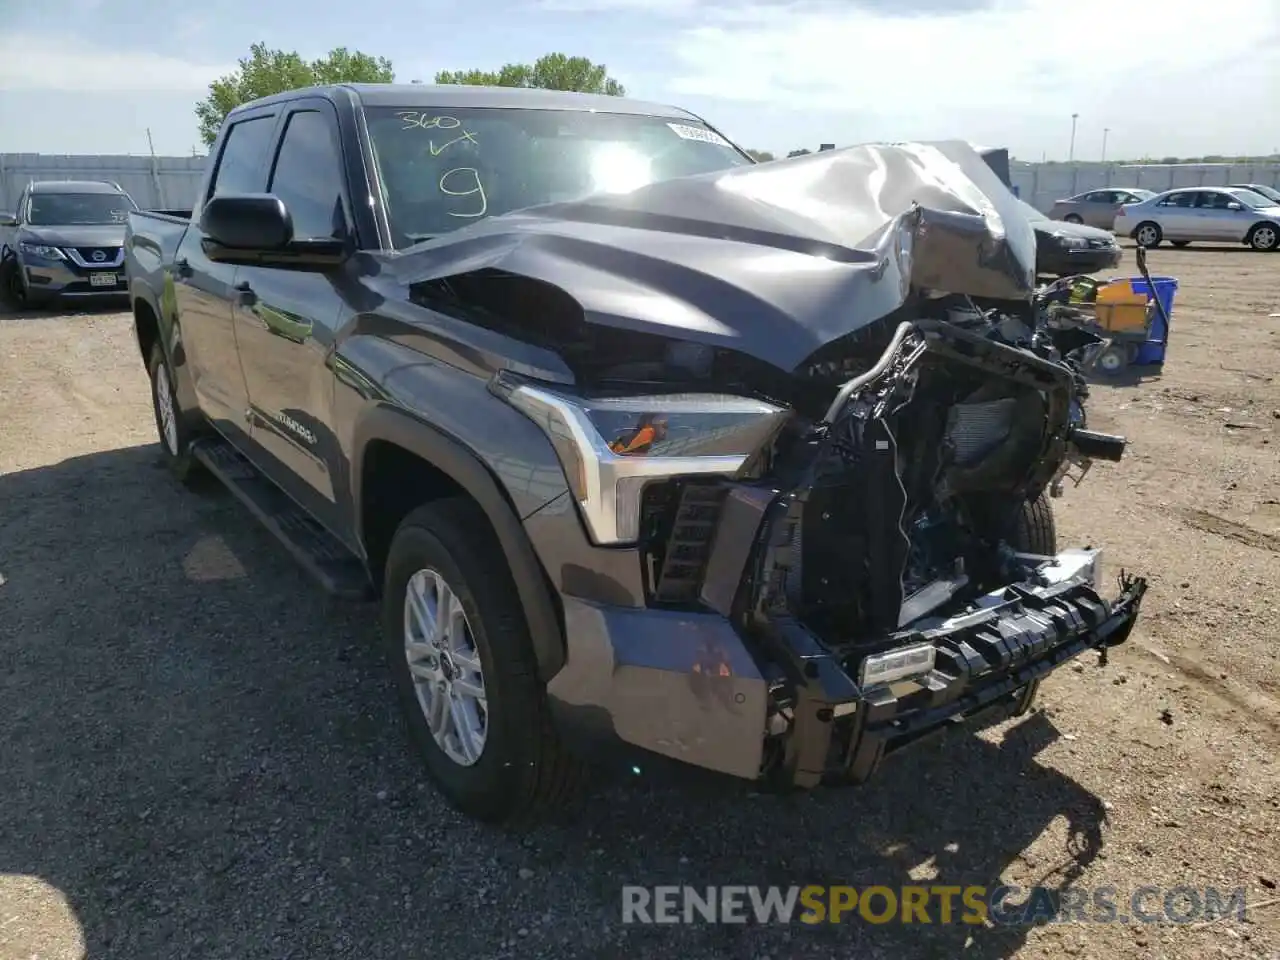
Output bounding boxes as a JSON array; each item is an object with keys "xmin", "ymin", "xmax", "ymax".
[{"xmin": 494, "ymin": 376, "xmax": 788, "ymax": 545}]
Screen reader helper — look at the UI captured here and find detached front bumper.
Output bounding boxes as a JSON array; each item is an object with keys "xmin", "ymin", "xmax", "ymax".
[
  {"xmin": 785, "ymin": 568, "xmax": 1147, "ymax": 787},
  {"xmin": 545, "ymin": 541, "xmax": 1147, "ymax": 787}
]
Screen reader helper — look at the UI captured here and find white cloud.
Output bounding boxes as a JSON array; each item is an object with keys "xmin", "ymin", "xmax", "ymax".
[
  {"xmin": 0, "ymin": 33, "xmax": 233, "ymax": 93},
  {"xmin": 661, "ymin": 0, "xmax": 1280, "ymax": 155}
]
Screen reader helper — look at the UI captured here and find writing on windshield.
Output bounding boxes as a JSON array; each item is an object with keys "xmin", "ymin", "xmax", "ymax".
[
  {"xmin": 394, "ymin": 113, "xmax": 489, "ymax": 219},
  {"xmin": 368, "ymin": 105, "xmax": 750, "ymax": 247}
]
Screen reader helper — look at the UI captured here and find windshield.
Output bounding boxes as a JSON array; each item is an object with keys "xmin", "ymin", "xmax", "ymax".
[
  {"xmin": 27, "ymin": 192, "xmax": 135, "ymax": 226},
  {"xmin": 1231, "ymin": 188, "xmax": 1278, "ymax": 209},
  {"xmin": 1235, "ymin": 185, "xmax": 1280, "ymax": 205},
  {"xmin": 366, "ymin": 106, "xmax": 752, "ymax": 247}
]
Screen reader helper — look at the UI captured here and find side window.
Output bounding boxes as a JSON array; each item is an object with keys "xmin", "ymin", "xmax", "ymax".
[
  {"xmin": 1085, "ymin": 191, "xmax": 1114, "ymax": 203},
  {"xmin": 1158, "ymin": 192, "xmax": 1194, "ymax": 208},
  {"xmin": 208, "ymin": 115, "xmax": 277, "ymax": 199},
  {"xmin": 268, "ymin": 110, "xmax": 348, "ymax": 241},
  {"xmin": 1196, "ymin": 192, "xmax": 1234, "ymax": 210}
]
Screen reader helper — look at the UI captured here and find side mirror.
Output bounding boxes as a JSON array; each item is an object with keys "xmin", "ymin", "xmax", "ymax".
[
  {"xmin": 0, "ymin": 211, "xmax": 18, "ymax": 227},
  {"xmin": 199, "ymin": 193, "xmax": 347, "ymax": 268},
  {"xmin": 200, "ymin": 194, "xmax": 292, "ymax": 251},
  {"xmin": 1226, "ymin": 201, "xmax": 1243, "ymax": 211}
]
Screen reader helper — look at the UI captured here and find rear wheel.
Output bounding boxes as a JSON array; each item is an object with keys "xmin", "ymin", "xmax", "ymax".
[
  {"xmin": 1247, "ymin": 222, "xmax": 1278, "ymax": 251},
  {"xmin": 1064, "ymin": 214, "xmax": 1084, "ymax": 224},
  {"xmin": 382, "ymin": 498, "xmax": 585, "ymax": 824},
  {"xmin": 148, "ymin": 343, "xmax": 203, "ymax": 484},
  {"xmin": 1134, "ymin": 222, "xmax": 1162, "ymax": 248}
]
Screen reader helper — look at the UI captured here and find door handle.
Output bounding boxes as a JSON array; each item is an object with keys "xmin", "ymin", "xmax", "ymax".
[
  {"xmin": 235, "ymin": 280, "xmax": 257, "ymax": 307},
  {"xmin": 175, "ymin": 257, "xmax": 193, "ymax": 279}
]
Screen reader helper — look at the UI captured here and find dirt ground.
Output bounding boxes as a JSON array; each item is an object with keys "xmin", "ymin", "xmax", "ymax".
[{"xmin": 1, "ymin": 243, "xmax": 1278, "ymax": 960}]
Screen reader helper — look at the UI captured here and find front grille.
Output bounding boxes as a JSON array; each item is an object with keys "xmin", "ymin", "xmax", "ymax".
[
  {"xmin": 646, "ymin": 481, "xmax": 727, "ymax": 605},
  {"xmin": 75, "ymin": 247, "xmax": 120, "ymax": 262}
]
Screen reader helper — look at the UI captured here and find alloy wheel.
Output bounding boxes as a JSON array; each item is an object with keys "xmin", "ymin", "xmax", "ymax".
[{"xmin": 403, "ymin": 568, "xmax": 488, "ymax": 766}]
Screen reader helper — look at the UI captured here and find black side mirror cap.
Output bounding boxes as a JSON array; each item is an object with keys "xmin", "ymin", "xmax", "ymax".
[{"xmin": 200, "ymin": 194, "xmax": 293, "ymax": 251}]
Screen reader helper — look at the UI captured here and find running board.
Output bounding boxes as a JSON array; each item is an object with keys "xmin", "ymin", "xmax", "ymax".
[{"xmin": 191, "ymin": 438, "xmax": 372, "ymax": 600}]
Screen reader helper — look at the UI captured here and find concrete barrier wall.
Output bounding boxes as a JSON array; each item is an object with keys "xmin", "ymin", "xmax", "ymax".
[
  {"xmin": 1011, "ymin": 162, "xmax": 1280, "ymax": 212},
  {"xmin": 0, "ymin": 154, "xmax": 207, "ymax": 213},
  {"xmin": 6, "ymin": 152, "xmax": 1279, "ymax": 219}
]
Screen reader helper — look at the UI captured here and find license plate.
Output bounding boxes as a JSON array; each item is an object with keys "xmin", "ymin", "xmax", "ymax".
[{"xmin": 89, "ymin": 272, "xmax": 117, "ymax": 287}]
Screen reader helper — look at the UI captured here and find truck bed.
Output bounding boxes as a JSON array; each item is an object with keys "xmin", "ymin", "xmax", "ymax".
[{"xmin": 125, "ymin": 210, "xmax": 191, "ymax": 307}]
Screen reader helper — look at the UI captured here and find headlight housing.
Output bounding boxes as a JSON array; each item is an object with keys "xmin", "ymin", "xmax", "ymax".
[
  {"xmin": 494, "ymin": 374, "xmax": 789, "ymax": 545},
  {"xmin": 1058, "ymin": 236, "xmax": 1088, "ymax": 250},
  {"xmin": 18, "ymin": 242, "xmax": 66, "ymax": 260}
]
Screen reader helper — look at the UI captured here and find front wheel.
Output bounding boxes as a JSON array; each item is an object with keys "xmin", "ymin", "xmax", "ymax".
[
  {"xmin": 1012, "ymin": 493, "xmax": 1057, "ymax": 555},
  {"xmin": 382, "ymin": 497, "xmax": 585, "ymax": 824},
  {"xmin": 148, "ymin": 343, "xmax": 203, "ymax": 484},
  {"xmin": 1247, "ymin": 223, "xmax": 1278, "ymax": 251},
  {"xmin": 1063, "ymin": 214, "xmax": 1084, "ymax": 224}
]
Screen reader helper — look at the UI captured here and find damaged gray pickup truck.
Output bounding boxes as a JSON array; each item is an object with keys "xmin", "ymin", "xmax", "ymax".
[{"xmin": 125, "ymin": 84, "xmax": 1147, "ymax": 823}]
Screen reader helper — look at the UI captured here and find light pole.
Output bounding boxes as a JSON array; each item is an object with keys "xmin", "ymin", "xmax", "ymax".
[
  {"xmin": 1102, "ymin": 127, "xmax": 1110, "ymax": 163},
  {"xmin": 1069, "ymin": 113, "xmax": 1079, "ymax": 162}
]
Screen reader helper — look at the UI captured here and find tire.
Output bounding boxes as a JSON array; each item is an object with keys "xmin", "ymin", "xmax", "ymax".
[
  {"xmin": 1171, "ymin": 241, "xmax": 1191, "ymax": 248},
  {"xmin": 1247, "ymin": 222, "xmax": 1278, "ymax": 251},
  {"xmin": 1095, "ymin": 343, "xmax": 1130, "ymax": 376},
  {"xmin": 147, "ymin": 342, "xmax": 203, "ymax": 484},
  {"xmin": 1064, "ymin": 214, "xmax": 1084, "ymax": 224},
  {"xmin": 382, "ymin": 497, "xmax": 585, "ymax": 824},
  {"xmin": 1012, "ymin": 492, "xmax": 1057, "ymax": 556},
  {"xmin": 1133, "ymin": 222, "xmax": 1162, "ymax": 248}
]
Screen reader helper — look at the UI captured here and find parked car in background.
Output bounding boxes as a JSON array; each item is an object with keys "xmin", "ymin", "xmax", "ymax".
[
  {"xmin": 1114, "ymin": 186, "xmax": 1280, "ymax": 250},
  {"xmin": 0, "ymin": 180, "xmax": 137, "ymax": 307},
  {"xmin": 1019, "ymin": 199, "xmax": 1122, "ymax": 276},
  {"xmin": 1227, "ymin": 183, "xmax": 1280, "ymax": 205},
  {"xmin": 1048, "ymin": 188, "xmax": 1156, "ymax": 229}
]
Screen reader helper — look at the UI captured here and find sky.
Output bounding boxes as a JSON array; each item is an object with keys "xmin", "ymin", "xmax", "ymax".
[{"xmin": 1, "ymin": 0, "xmax": 1278, "ymax": 162}]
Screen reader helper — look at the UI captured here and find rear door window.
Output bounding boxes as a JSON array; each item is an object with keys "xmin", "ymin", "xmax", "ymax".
[{"xmin": 208, "ymin": 115, "xmax": 277, "ymax": 198}]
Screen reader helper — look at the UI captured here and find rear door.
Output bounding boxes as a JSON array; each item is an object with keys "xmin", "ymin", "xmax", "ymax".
[
  {"xmin": 1152, "ymin": 191, "xmax": 1197, "ymax": 238},
  {"xmin": 232, "ymin": 98, "xmax": 354, "ymax": 538},
  {"xmin": 175, "ymin": 108, "xmax": 280, "ymax": 438},
  {"xmin": 1081, "ymin": 190, "xmax": 1119, "ymax": 228}
]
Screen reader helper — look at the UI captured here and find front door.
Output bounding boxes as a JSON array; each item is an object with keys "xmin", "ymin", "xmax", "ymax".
[
  {"xmin": 175, "ymin": 109, "xmax": 280, "ymax": 438},
  {"xmin": 232, "ymin": 101, "xmax": 354, "ymax": 539}
]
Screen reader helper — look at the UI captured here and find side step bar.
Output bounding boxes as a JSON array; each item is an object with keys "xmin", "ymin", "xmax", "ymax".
[{"xmin": 191, "ymin": 438, "xmax": 372, "ymax": 600}]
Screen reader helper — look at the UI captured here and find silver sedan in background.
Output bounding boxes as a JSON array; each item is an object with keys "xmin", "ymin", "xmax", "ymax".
[
  {"xmin": 1113, "ymin": 186, "xmax": 1280, "ymax": 250},
  {"xmin": 1047, "ymin": 188, "xmax": 1156, "ymax": 228}
]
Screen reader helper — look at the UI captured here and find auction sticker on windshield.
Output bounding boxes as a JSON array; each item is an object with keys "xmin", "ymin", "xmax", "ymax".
[{"xmin": 667, "ymin": 122, "xmax": 732, "ymax": 148}]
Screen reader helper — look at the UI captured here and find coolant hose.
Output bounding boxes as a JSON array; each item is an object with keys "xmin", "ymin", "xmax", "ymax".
[{"xmin": 823, "ymin": 321, "xmax": 915, "ymax": 423}]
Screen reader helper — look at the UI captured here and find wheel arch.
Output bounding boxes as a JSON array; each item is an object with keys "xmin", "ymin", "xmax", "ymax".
[{"xmin": 352, "ymin": 404, "xmax": 566, "ymax": 681}]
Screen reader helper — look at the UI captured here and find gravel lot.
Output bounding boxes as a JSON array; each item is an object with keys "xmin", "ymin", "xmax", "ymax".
[{"xmin": 2, "ymin": 244, "xmax": 1278, "ymax": 960}]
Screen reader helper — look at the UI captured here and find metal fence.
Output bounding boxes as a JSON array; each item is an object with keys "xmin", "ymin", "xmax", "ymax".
[
  {"xmin": 1011, "ymin": 162, "xmax": 1280, "ymax": 213},
  {"xmin": 5, "ymin": 151, "xmax": 1280, "ymax": 220},
  {"xmin": 0, "ymin": 154, "xmax": 207, "ymax": 213}
]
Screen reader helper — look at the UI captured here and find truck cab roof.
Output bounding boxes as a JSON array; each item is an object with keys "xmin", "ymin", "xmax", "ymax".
[{"xmin": 227, "ymin": 82, "xmax": 703, "ymax": 123}]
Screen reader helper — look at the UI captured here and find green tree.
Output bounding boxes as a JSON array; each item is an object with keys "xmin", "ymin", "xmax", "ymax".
[
  {"xmin": 435, "ymin": 53, "xmax": 625, "ymax": 96},
  {"xmin": 787, "ymin": 148, "xmax": 812, "ymax": 158},
  {"xmin": 196, "ymin": 42, "xmax": 394, "ymax": 147},
  {"xmin": 746, "ymin": 149, "xmax": 775, "ymax": 162}
]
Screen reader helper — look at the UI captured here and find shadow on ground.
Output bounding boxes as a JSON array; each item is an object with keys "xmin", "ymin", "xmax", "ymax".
[{"xmin": 0, "ymin": 444, "xmax": 1109, "ymax": 959}]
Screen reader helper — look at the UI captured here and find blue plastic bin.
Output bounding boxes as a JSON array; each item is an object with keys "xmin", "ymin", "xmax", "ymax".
[{"xmin": 1121, "ymin": 275, "xmax": 1177, "ymax": 366}]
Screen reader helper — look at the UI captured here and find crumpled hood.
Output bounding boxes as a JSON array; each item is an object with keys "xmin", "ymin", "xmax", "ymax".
[
  {"xmin": 381, "ymin": 139, "xmax": 1038, "ymax": 373},
  {"xmin": 19, "ymin": 223, "xmax": 126, "ymax": 248}
]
